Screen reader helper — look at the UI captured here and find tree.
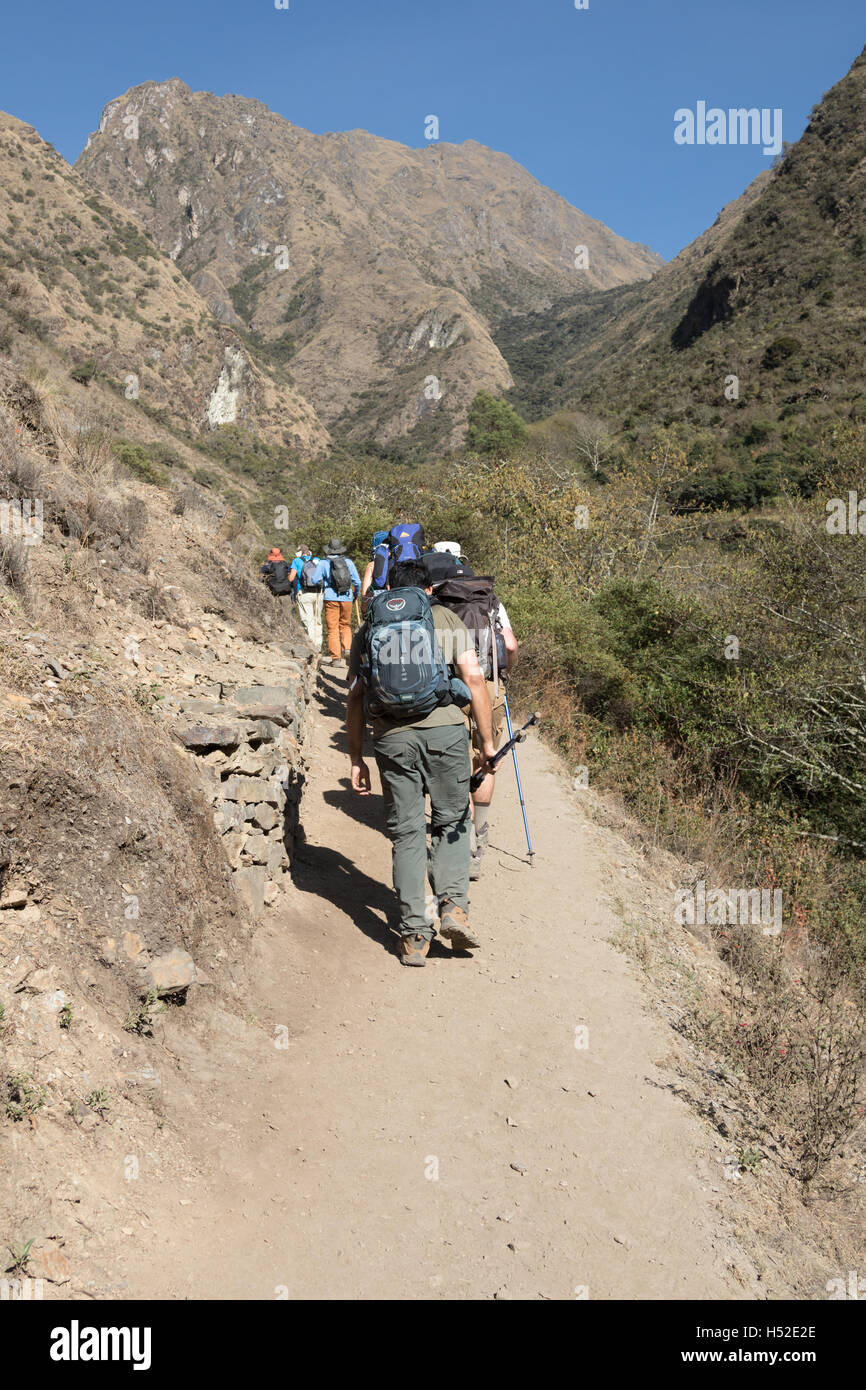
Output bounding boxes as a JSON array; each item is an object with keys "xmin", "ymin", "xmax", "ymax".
[{"xmin": 464, "ymin": 390, "xmax": 528, "ymax": 458}]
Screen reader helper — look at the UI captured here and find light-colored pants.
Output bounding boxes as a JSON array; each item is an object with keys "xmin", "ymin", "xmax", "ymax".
[
  {"xmin": 324, "ymin": 599, "xmax": 352, "ymax": 658},
  {"xmin": 297, "ymin": 591, "xmax": 322, "ymax": 647}
]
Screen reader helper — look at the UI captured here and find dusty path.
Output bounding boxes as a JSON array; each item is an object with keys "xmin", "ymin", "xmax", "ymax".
[{"xmin": 122, "ymin": 667, "xmax": 758, "ymax": 1301}]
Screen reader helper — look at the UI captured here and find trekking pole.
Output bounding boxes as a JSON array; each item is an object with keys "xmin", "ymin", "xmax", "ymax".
[
  {"xmin": 503, "ymin": 692, "xmax": 535, "ymax": 864},
  {"xmin": 469, "ymin": 711, "xmax": 538, "ymax": 791}
]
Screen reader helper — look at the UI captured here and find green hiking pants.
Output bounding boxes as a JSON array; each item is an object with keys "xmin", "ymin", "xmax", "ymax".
[{"xmin": 374, "ymin": 722, "xmax": 471, "ymax": 939}]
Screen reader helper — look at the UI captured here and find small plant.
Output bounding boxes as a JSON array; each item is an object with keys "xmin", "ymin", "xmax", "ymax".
[
  {"xmin": 131, "ymin": 682, "xmax": 161, "ymax": 711},
  {"xmin": 124, "ymin": 990, "xmax": 165, "ymax": 1036},
  {"xmin": 739, "ymin": 1146, "xmax": 765, "ymax": 1174},
  {"xmin": 4, "ymin": 1073, "xmax": 47, "ymax": 1122},
  {"xmin": 6, "ymin": 1239, "xmax": 33, "ymax": 1276},
  {"xmin": 84, "ymin": 1088, "xmax": 111, "ymax": 1117},
  {"xmin": 58, "ymin": 1003, "xmax": 73, "ymax": 1030}
]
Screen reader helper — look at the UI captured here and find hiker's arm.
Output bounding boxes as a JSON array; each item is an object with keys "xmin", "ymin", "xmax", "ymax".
[
  {"xmin": 347, "ymin": 679, "xmax": 371, "ymax": 794},
  {"xmin": 457, "ymin": 650, "xmax": 496, "ymax": 765},
  {"xmin": 502, "ymin": 626, "xmax": 518, "ymax": 670}
]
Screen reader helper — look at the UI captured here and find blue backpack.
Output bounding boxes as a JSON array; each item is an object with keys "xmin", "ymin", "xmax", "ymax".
[
  {"xmin": 361, "ymin": 587, "xmax": 450, "ymax": 720},
  {"xmin": 371, "ymin": 522, "xmax": 425, "ymax": 590}
]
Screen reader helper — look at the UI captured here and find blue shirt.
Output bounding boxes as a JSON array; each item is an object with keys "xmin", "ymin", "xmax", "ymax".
[
  {"xmin": 290, "ymin": 555, "xmax": 321, "ymax": 596},
  {"xmin": 313, "ymin": 556, "xmax": 361, "ymax": 602}
]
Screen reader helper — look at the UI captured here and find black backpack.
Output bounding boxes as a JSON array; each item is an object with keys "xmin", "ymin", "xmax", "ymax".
[
  {"xmin": 328, "ymin": 555, "xmax": 352, "ymax": 595},
  {"xmin": 434, "ymin": 575, "xmax": 501, "ymax": 680},
  {"xmin": 266, "ymin": 560, "xmax": 293, "ymax": 596},
  {"xmin": 423, "ymin": 551, "xmax": 475, "ymax": 586}
]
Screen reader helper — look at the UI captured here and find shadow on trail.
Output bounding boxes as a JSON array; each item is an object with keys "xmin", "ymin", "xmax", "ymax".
[
  {"xmin": 322, "ymin": 778, "xmax": 387, "ymax": 836},
  {"xmin": 292, "ymin": 842, "xmax": 396, "ymax": 952},
  {"xmin": 313, "ymin": 670, "xmax": 350, "ymax": 753},
  {"xmin": 292, "ymin": 841, "xmax": 467, "ymax": 964}
]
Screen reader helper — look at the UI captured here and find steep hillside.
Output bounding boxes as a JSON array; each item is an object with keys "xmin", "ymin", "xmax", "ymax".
[
  {"xmin": 501, "ymin": 46, "xmax": 866, "ymax": 505},
  {"xmin": 75, "ymin": 79, "xmax": 662, "ymax": 452},
  {"xmin": 0, "ymin": 113, "xmax": 328, "ymax": 455}
]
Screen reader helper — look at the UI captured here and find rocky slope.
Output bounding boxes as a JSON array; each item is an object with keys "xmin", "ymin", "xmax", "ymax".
[
  {"xmin": 500, "ymin": 44, "xmax": 866, "ymax": 454},
  {"xmin": 0, "ymin": 113, "xmax": 329, "ymax": 455},
  {"xmin": 0, "ymin": 350, "xmax": 321, "ymax": 1295},
  {"xmin": 75, "ymin": 79, "xmax": 662, "ymax": 452}
]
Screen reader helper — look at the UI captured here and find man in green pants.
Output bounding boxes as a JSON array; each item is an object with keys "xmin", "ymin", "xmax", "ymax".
[{"xmin": 346, "ymin": 560, "xmax": 496, "ymax": 966}]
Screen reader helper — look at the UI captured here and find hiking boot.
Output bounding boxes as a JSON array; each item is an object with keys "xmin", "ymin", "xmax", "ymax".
[
  {"xmin": 438, "ymin": 900, "xmax": 481, "ymax": 951},
  {"xmin": 398, "ymin": 932, "xmax": 431, "ymax": 967}
]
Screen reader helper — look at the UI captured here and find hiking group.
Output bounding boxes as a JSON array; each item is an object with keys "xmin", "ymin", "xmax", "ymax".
[
  {"xmin": 262, "ymin": 523, "xmax": 521, "ymax": 967},
  {"xmin": 261, "ymin": 541, "xmax": 360, "ymax": 660}
]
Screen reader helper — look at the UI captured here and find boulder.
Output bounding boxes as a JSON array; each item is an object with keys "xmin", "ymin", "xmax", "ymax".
[
  {"xmin": 225, "ymin": 746, "xmax": 266, "ymax": 776},
  {"xmin": 0, "ymin": 881, "xmax": 29, "ymax": 910},
  {"xmin": 179, "ymin": 699, "xmax": 226, "ymax": 716},
  {"xmin": 146, "ymin": 948, "xmax": 197, "ymax": 994},
  {"xmin": 214, "ymin": 801, "xmax": 246, "ymax": 833},
  {"xmin": 233, "ymin": 866, "xmax": 267, "ymax": 919},
  {"xmin": 252, "ymin": 803, "xmax": 279, "ymax": 832},
  {"xmin": 234, "ymin": 683, "xmax": 301, "ymax": 706},
  {"xmin": 222, "ymin": 832, "xmax": 247, "ymax": 868},
  {"xmin": 249, "ymin": 719, "xmax": 281, "ymax": 744},
  {"xmin": 243, "ymin": 833, "xmax": 270, "ymax": 865},
  {"xmin": 228, "ymin": 702, "xmax": 295, "ymax": 727},
  {"xmin": 179, "ymin": 725, "xmax": 244, "ymax": 751},
  {"xmin": 221, "ymin": 775, "xmax": 282, "ymax": 807},
  {"xmin": 266, "ymin": 839, "xmax": 286, "ymax": 873}
]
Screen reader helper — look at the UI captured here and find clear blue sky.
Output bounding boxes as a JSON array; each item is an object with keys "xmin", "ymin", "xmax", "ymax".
[{"xmin": 1, "ymin": 0, "xmax": 862, "ymax": 260}]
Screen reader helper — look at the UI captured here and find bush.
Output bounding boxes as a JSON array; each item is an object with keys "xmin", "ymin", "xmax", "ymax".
[
  {"xmin": 762, "ymin": 336, "xmax": 801, "ymax": 369},
  {"xmin": 114, "ymin": 440, "xmax": 169, "ymax": 487},
  {"xmin": 465, "ymin": 390, "xmax": 529, "ymax": 458},
  {"xmin": 69, "ymin": 359, "xmax": 98, "ymax": 385}
]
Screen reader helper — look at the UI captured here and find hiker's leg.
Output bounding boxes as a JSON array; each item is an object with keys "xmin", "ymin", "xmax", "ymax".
[
  {"xmin": 338, "ymin": 601, "xmax": 352, "ymax": 655},
  {"xmin": 297, "ymin": 593, "xmax": 318, "ymax": 645},
  {"xmin": 374, "ymin": 732, "xmax": 431, "ymax": 937},
  {"xmin": 469, "ymin": 682, "xmax": 506, "ymax": 809},
  {"xmin": 324, "ymin": 600, "xmax": 341, "ymax": 658},
  {"xmin": 422, "ymin": 724, "xmax": 471, "ymax": 913}
]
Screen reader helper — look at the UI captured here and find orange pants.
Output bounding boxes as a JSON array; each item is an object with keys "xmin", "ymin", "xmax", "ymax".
[{"xmin": 324, "ymin": 600, "xmax": 352, "ymax": 657}]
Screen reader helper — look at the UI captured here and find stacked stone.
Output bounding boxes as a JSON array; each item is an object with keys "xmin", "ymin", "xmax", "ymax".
[{"xmin": 169, "ymin": 662, "xmax": 313, "ymax": 919}]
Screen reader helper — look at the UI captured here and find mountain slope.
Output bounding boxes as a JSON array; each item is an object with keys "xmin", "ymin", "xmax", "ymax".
[
  {"xmin": 75, "ymin": 79, "xmax": 662, "ymax": 452},
  {"xmin": 0, "ymin": 113, "xmax": 329, "ymax": 455},
  {"xmin": 501, "ymin": 45, "xmax": 866, "ymax": 488}
]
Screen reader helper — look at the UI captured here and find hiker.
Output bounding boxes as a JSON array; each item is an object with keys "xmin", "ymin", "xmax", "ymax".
[
  {"xmin": 422, "ymin": 539, "xmax": 476, "ymax": 586},
  {"xmin": 360, "ymin": 529, "xmax": 390, "ymax": 615},
  {"xmin": 369, "ymin": 522, "xmax": 426, "ymax": 593},
  {"xmin": 347, "ymin": 558, "xmax": 497, "ymax": 966},
  {"xmin": 314, "ymin": 538, "xmax": 360, "ymax": 664},
  {"xmin": 260, "ymin": 545, "xmax": 286, "ymax": 579},
  {"xmin": 290, "ymin": 544, "xmax": 325, "ymax": 648},
  {"xmin": 260, "ymin": 547, "xmax": 294, "ymax": 598},
  {"xmin": 432, "ymin": 553, "xmax": 518, "ymax": 879}
]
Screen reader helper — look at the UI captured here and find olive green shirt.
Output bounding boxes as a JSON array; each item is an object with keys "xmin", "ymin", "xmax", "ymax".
[{"xmin": 348, "ymin": 603, "xmax": 473, "ymax": 742}]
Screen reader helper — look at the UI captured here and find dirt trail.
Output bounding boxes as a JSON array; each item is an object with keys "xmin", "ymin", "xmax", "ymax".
[{"xmin": 121, "ymin": 667, "xmax": 760, "ymax": 1301}]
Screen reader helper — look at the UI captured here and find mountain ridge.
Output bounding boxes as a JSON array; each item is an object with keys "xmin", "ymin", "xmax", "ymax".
[{"xmin": 75, "ymin": 78, "xmax": 663, "ymax": 452}]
